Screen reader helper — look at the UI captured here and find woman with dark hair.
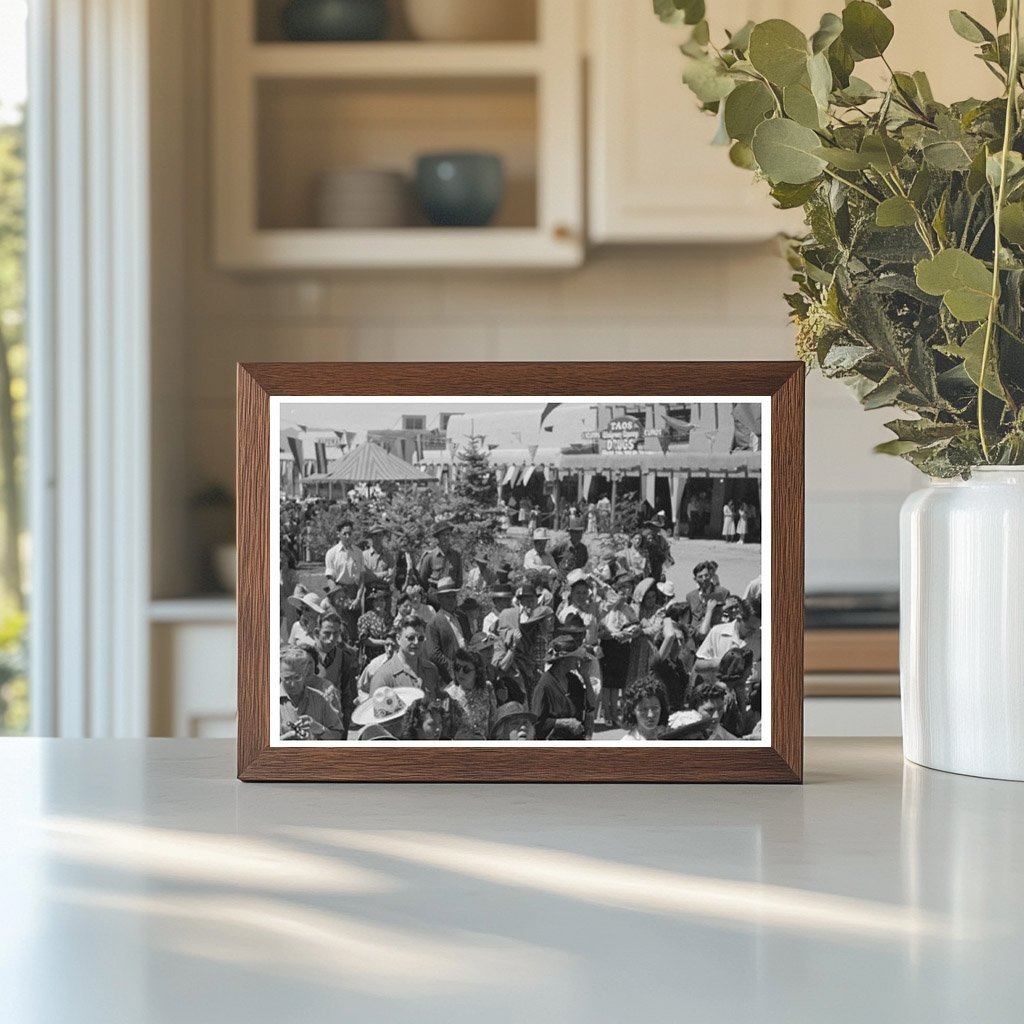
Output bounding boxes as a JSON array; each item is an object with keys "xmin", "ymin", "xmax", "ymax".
[
  {"xmin": 619, "ymin": 674, "xmax": 714, "ymax": 742},
  {"xmin": 673, "ymin": 679, "xmax": 737, "ymax": 740},
  {"xmin": 357, "ymin": 584, "xmax": 391, "ymax": 665},
  {"xmin": 446, "ymin": 648, "xmax": 497, "ymax": 740}
]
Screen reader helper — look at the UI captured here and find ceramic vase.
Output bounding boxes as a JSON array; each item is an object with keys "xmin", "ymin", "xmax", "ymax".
[{"xmin": 900, "ymin": 467, "xmax": 1024, "ymax": 781}]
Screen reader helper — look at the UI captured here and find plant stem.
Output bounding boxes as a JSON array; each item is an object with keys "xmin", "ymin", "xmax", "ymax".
[
  {"xmin": 822, "ymin": 167, "xmax": 880, "ymax": 205},
  {"xmin": 979, "ymin": 0, "xmax": 1021, "ymax": 462}
]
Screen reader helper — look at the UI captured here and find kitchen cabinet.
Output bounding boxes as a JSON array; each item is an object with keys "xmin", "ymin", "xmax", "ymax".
[
  {"xmin": 587, "ymin": 0, "xmax": 998, "ymax": 244},
  {"xmin": 211, "ymin": 0, "xmax": 583, "ymax": 269}
]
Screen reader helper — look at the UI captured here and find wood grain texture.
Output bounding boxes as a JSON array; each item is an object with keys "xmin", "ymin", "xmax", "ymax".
[
  {"xmin": 237, "ymin": 361, "xmax": 805, "ymax": 783},
  {"xmin": 805, "ymin": 629, "xmax": 899, "ymax": 674}
]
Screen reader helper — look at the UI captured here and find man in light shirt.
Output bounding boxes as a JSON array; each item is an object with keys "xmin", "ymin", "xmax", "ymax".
[
  {"xmin": 523, "ymin": 527, "xmax": 559, "ymax": 587},
  {"xmin": 324, "ymin": 519, "xmax": 365, "ymax": 638},
  {"xmin": 693, "ymin": 594, "xmax": 761, "ymax": 675}
]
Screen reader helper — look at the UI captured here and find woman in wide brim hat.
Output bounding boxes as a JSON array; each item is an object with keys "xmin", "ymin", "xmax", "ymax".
[
  {"xmin": 350, "ymin": 685, "xmax": 424, "ymax": 736},
  {"xmin": 489, "ymin": 701, "xmax": 538, "ymax": 740},
  {"xmin": 532, "ymin": 635, "xmax": 593, "ymax": 740}
]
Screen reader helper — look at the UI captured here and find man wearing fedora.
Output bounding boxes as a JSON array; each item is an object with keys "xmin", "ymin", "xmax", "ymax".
[
  {"xmin": 551, "ymin": 516, "xmax": 590, "ymax": 574},
  {"xmin": 425, "ymin": 576, "xmax": 471, "ymax": 685},
  {"xmin": 530, "ymin": 635, "xmax": 595, "ymax": 740},
  {"xmin": 489, "ymin": 702, "xmax": 538, "ymax": 741},
  {"xmin": 371, "ymin": 615, "xmax": 441, "ymax": 701},
  {"xmin": 280, "ymin": 645, "xmax": 344, "ymax": 741},
  {"xmin": 417, "ymin": 519, "xmax": 463, "ymax": 592}
]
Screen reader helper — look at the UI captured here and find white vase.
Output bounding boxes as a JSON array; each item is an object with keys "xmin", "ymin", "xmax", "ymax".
[{"xmin": 900, "ymin": 467, "xmax": 1024, "ymax": 781}]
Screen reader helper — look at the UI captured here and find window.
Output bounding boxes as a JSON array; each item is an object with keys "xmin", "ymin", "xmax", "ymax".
[
  {"xmin": 0, "ymin": 0, "xmax": 27, "ymax": 734},
  {"xmin": 402, "ymin": 415, "xmax": 426, "ymax": 431}
]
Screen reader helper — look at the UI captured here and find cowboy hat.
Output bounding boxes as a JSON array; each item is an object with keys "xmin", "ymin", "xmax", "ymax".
[
  {"xmin": 545, "ymin": 635, "xmax": 587, "ymax": 663},
  {"xmin": 657, "ymin": 581, "xmax": 677, "ymax": 600},
  {"xmin": 489, "ymin": 582, "xmax": 514, "ymax": 598},
  {"xmin": 525, "ymin": 604, "xmax": 554, "ymax": 625},
  {"xmin": 531, "ymin": 527, "xmax": 550, "ymax": 542},
  {"xmin": 434, "ymin": 576, "xmax": 460, "ymax": 594},
  {"xmin": 350, "ymin": 686, "xmax": 424, "ymax": 727},
  {"xmin": 567, "ymin": 517, "xmax": 586, "ymax": 532},
  {"xmin": 365, "ymin": 524, "xmax": 388, "ymax": 537},
  {"xmin": 288, "ymin": 592, "xmax": 326, "ymax": 616},
  {"xmin": 489, "ymin": 701, "xmax": 538, "ymax": 739},
  {"xmin": 285, "ymin": 584, "xmax": 308, "ymax": 609},
  {"xmin": 430, "ymin": 519, "xmax": 454, "ymax": 536},
  {"xmin": 515, "ymin": 582, "xmax": 539, "ymax": 599}
]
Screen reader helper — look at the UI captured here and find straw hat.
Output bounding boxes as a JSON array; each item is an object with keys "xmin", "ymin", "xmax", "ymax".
[
  {"xmin": 431, "ymin": 519, "xmax": 454, "ymax": 536},
  {"xmin": 350, "ymin": 686, "xmax": 424, "ymax": 727},
  {"xmin": 288, "ymin": 591, "xmax": 326, "ymax": 616},
  {"xmin": 567, "ymin": 516, "xmax": 586, "ymax": 532},
  {"xmin": 356, "ymin": 723, "xmax": 399, "ymax": 741},
  {"xmin": 565, "ymin": 568, "xmax": 590, "ymax": 589},
  {"xmin": 532, "ymin": 527, "xmax": 550, "ymax": 542}
]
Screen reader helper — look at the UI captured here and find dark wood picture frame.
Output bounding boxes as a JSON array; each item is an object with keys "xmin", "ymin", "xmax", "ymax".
[{"xmin": 237, "ymin": 362, "xmax": 804, "ymax": 782}]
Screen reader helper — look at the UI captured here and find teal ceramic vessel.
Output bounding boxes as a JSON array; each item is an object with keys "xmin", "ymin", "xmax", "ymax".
[
  {"xmin": 415, "ymin": 152, "xmax": 505, "ymax": 227},
  {"xmin": 281, "ymin": 0, "xmax": 388, "ymax": 42}
]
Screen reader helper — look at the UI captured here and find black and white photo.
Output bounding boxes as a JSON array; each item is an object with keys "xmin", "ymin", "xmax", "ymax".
[{"xmin": 271, "ymin": 396, "xmax": 770, "ymax": 746}]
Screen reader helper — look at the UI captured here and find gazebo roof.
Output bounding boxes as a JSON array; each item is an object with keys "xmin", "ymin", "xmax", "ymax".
[{"xmin": 305, "ymin": 441, "xmax": 427, "ymax": 483}]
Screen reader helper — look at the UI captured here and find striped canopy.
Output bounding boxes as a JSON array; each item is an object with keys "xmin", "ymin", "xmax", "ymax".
[{"xmin": 305, "ymin": 440, "xmax": 426, "ymax": 483}]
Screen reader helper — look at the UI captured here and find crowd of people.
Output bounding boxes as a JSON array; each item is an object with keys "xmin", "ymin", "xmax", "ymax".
[{"xmin": 279, "ymin": 509, "xmax": 763, "ymax": 743}]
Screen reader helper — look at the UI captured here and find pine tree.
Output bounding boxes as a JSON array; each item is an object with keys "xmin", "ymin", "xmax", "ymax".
[{"xmin": 454, "ymin": 436, "xmax": 497, "ymax": 507}]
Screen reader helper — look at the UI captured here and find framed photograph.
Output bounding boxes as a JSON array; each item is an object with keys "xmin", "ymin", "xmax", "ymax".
[{"xmin": 237, "ymin": 362, "xmax": 803, "ymax": 782}]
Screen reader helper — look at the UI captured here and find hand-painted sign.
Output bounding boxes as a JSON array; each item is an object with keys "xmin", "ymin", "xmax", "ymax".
[{"xmin": 582, "ymin": 417, "xmax": 660, "ymax": 453}]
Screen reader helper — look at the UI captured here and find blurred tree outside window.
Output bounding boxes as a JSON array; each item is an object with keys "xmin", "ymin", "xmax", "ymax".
[{"xmin": 0, "ymin": 0, "xmax": 28, "ymax": 734}]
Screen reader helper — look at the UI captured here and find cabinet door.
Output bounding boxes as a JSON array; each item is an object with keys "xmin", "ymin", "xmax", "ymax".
[{"xmin": 587, "ymin": 0, "xmax": 806, "ymax": 242}]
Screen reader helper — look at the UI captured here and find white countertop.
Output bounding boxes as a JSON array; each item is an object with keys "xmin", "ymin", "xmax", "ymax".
[{"xmin": 0, "ymin": 738, "xmax": 1018, "ymax": 1023}]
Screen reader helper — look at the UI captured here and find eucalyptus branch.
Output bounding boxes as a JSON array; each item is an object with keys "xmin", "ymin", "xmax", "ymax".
[
  {"xmin": 822, "ymin": 167, "xmax": 881, "ymax": 205},
  {"xmin": 979, "ymin": 0, "xmax": 1021, "ymax": 461}
]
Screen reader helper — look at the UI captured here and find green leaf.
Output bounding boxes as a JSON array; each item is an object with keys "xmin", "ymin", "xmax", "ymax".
[
  {"xmin": 915, "ymin": 249, "xmax": 994, "ymax": 322},
  {"xmin": 862, "ymin": 374, "xmax": 903, "ymax": 409},
  {"xmin": 691, "ymin": 19, "xmax": 710, "ymax": 45},
  {"xmin": 653, "ymin": 0, "xmax": 705, "ymax": 26},
  {"xmin": 932, "ymin": 190, "xmax": 950, "ymax": 247},
  {"xmin": 729, "ymin": 140, "xmax": 757, "ymax": 169},
  {"xmin": 967, "ymin": 144, "xmax": 991, "ymax": 194},
  {"xmin": 842, "ymin": 1, "xmax": 895, "ymax": 59},
  {"xmin": 860, "ymin": 133, "xmax": 904, "ymax": 173},
  {"xmin": 808, "ymin": 51, "xmax": 833, "ymax": 109},
  {"xmin": 813, "ymin": 146, "xmax": 872, "ymax": 170},
  {"xmin": 993, "ymin": 0, "xmax": 1008, "ymax": 24},
  {"xmin": 1000, "ymin": 203, "xmax": 1024, "ymax": 245},
  {"xmin": 913, "ymin": 71, "xmax": 935, "ymax": 104},
  {"xmin": 752, "ymin": 118, "xmax": 828, "ymax": 184},
  {"xmin": 948, "ymin": 10, "xmax": 994, "ymax": 44},
  {"xmin": 939, "ymin": 325, "xmax": 1006, "ymax": 398},
  {"xmin": 723, "ymin": 81, "xmax": 775, "ymax": 144},
  {"xmin": 682, "ymin": 57, "xmax": 736, "ymax": 104},
  {"xmin": 922, "ymin": 140, "xmax": 973, "ymax": 171},
  {"xmin": 784, "ymin": 80, "xmax": 824, "ymax": 129},
  {"xmin": 770, "ymin": 180, "xmax": 820, "ymax": 209},
  {"xmin": 876, "ymin": 197, "xmax": 918, "ymax": 228},
  {"xmin": 986, "ymin": 150, "xmax": 1024, "ymax": 191},
  {"xmin": 874, "ymin": 439, "xmax": 922, "ymax": 455},
  {"xmin": 827, "ymin": 36, "xmax": 856, "ymax": 89},
  {"xmin": 748, "ymin": 20, "xmax": 809, "ymax": 87},
  {"xmin": 724, "ymin": 20, "xmax": 755, "ymax": 53},
  {"xmin": 909, "ymin": 164, "xmax": 933, "ymax": 205},
  {"xmin": 810, "ymin": 12, "xmax": 843, "ymax": 54},
  {"xmin": 884, "ymin": 418, "xmax": 962, "ymax": 443}
]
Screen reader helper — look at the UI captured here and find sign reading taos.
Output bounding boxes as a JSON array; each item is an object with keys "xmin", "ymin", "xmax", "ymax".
[{"xmin": 582, "ymin": 417, "xmax": 659, "ymax": 453}]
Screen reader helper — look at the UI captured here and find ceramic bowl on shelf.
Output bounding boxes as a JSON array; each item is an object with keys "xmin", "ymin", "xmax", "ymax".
[
  {"xmin": 280, "ymin": 0, "xmax": 389, "ymax": 42},
  {"xmin": 315, "ymin": 167, "xmax": 408, "ymax": 229},
  {"xmin": 403, "ymin": 0, "xmax": 535, "ymax": 42},
  {"xmin": 414, "ymin": 152, "xmax": 504, "ymax": 227}
]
